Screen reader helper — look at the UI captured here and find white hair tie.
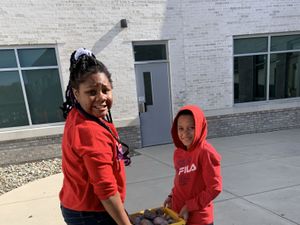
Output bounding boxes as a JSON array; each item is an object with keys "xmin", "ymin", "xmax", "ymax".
[{"xmin": 74, "ymin": 48, "xmax": 93, "ymax": 61}]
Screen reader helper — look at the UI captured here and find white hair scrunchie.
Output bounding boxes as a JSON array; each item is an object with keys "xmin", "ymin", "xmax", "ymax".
[{"xmin": 74, "ymin": 48, "xmax": 93, "ymax": 61}]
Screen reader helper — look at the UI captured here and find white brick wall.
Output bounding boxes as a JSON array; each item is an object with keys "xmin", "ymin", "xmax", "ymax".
[
  {"xmin": 176, "ymin": 0, "xmax": 300, "ymax": 111},
  {"xmin": 1, "ymin": 0, "xmax": 300, "ymax": 137}
]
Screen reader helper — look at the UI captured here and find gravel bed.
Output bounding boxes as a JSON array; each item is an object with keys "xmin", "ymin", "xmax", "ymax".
[{"xmin": 0, "ymin": 158, "xmax": 62, "ymax": 196}]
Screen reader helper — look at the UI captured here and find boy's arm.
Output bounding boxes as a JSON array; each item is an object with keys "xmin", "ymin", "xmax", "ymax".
[{"xmin": 186, "ymin": 149, "xmax": 222, "ymax": 211}]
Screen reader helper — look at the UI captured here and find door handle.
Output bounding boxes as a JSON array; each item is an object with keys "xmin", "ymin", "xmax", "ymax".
[{"xmin": 138, "ymin": 102, "xmax": 147, "ymax": 113}]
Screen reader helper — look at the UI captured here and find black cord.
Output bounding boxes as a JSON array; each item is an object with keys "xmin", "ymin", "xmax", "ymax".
[{"xmin": 75, "ymin": 103, "xmax": 131, "ymax": 165}]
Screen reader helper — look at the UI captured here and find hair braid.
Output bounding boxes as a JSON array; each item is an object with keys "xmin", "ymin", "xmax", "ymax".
[{"xmin": 60, "ymin": 82, "xmax": 76, "ymax": 119}]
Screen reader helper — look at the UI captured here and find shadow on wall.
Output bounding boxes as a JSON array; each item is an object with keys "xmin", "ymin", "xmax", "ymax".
[{"xmin": 92, "ymin": 22, "xmax": 125, "ymax": 55}]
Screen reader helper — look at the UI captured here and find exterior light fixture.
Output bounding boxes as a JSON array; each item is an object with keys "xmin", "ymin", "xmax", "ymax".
[{"xmin": 120, "ymin": 19, "xmax": 127, "ymax": 28}]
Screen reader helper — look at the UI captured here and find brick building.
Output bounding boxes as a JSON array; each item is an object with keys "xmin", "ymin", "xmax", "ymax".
[{"xmin": 1, "ymin": 0, "xmax": 300, "ymax": 150}]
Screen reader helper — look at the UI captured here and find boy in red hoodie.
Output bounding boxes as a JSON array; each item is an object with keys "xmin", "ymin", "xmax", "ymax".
[{"xmin": 164, "ymin": 105, "xmax": 222, "ymax": 225}]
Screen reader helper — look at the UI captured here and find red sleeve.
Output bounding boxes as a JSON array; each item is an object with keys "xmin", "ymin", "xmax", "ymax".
[
  {"xmin": 74, "ymin": 123, "xmax": 118, "ymax": 200},
  {"xmin": 186, "ymin": 147, "xmax": 222, "ymax": 211}
]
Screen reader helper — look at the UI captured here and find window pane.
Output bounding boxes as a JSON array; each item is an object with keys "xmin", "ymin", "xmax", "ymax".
[
  {"xmin": 18, "ymin": 48, "xmax": 58, "ymax": 67},
  {"xmin": 234, "ymin": 55, "xmax": 267, "ymax": 103},
  {"xmin": 269, "ymin": 52, "xmax": 300, "ymax": 99},
  {"xmin": 271, "ymin": 34, "xmax": 300, "ymax": 51},
  {"xmin": 143, "ymin": 72, "xmax": 153, "ymax": 105},
  {"xmin": 234, "ymin": 37, "xmax": 268, "ymax": 54},
  {"xmin": 0, "ymin": 49, "xmax": 17, "ymax": 68},
  {"xmin": 0, "ymin": 71, "xmax": 29, "ymax": 128},
  {"xmin": 22, "ymin": 69, "xmax": 64, "ymax": 124},
  {"xmin": 134, "ymin": 45, "xmax": 167, "ymax": 61}
]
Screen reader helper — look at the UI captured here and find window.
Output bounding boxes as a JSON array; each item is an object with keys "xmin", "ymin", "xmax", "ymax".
[
  {"xmin": 133, "ymin": 44, "xmax": 167, "ymax": 61},
  {"xmin": 234, "ymin": 34, "xmax": 300, "ymax": 103},
  {"xmin": 0, "ymin": 47, "xmax": 64, "ymax": 128},
  {"xmin": 143, "ymin": 72, "xmax": 153, "ymax": 105}
]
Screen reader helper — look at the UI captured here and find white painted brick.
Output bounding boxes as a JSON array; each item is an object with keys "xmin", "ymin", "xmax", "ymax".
[{"xmin": 1, "ymin": 0, "xmax": 300, "ymax": 126}]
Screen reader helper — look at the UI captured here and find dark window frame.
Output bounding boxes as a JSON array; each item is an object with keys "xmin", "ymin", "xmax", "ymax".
[
  {"xmin": 234, "ymin": 34, "xmax": 300, "ymax": 103},
  {"xmin": 0, "ymin": 46, "xmax": 64, "ymax": 129}
]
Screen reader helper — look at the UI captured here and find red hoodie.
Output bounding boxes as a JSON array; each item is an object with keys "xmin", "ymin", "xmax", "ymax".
[{"xmin": 170, "ymin": 105, "xmax": 222, "ymax": 225}]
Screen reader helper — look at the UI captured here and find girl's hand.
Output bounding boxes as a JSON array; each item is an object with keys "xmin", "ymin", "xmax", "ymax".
[
  {"xmin": 163, "ymin": 195, "xmax": 172, "ymax": 208},
  {"xmin": 179, "ymin": 205, "xmax": 188, "ymax": 221}
]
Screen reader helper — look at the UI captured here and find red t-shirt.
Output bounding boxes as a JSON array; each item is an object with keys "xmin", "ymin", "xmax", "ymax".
[{"xmin": 59, "ymin": 108, "xmax": 126, "ymax": 211}]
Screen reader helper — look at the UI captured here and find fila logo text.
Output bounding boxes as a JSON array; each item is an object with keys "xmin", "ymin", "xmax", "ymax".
[{"xmin": 178, "ymin": 163, "xmax": 197, "ymax": 175}]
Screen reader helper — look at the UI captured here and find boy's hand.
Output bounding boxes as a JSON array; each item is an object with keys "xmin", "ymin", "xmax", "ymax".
[
  {"xmin": 179, "ymin": 205, "xmax": 188, "ymax": 221},
  {"xmin": 163, "ymin": 196, "xmax": 172, "ymax": 208}
]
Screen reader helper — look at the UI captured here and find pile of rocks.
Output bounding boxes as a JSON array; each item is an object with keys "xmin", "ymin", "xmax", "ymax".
[{"xmin": 0, "ymin": 158, "xmax": 62, "ymax": 195}]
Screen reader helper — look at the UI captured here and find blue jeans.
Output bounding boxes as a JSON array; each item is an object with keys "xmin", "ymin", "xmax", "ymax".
[{"xmin": 60, "ymin": 205, "xmax": 117, "ymax": 225}]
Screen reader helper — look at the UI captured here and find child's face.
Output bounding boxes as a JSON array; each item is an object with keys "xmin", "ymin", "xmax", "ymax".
[
  {"xmin": 73, "ymin": 72, "xmax": 113, "ymax": 118},
  {"xmin": 177, "ymin": 114, "xmax": 195, "ymax": 149}
]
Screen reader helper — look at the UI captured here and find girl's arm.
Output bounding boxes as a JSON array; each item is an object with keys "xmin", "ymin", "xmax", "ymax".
[{"xmin": 101, "ymin": 192, "xmax": 132, "ymax": 225}]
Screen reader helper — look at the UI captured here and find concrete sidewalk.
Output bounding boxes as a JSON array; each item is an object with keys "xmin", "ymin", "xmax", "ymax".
[{"xmin": 0, "ymin": 128, "xmax": 299, "ymax": 225}]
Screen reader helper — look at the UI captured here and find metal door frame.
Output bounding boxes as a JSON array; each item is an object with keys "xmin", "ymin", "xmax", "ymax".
[{"xmin": 132, "ymin": 41, "xmax": 173, "ymax": 146}]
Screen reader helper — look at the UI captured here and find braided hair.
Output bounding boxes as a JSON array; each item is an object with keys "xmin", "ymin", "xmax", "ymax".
[{"xmin": 60, "ymin": 48, "xmax": 112, "ymax": 119}]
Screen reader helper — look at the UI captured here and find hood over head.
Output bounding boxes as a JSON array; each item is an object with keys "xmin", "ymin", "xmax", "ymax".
[{"xmin": 171, "ymin": 105, "xmax": 207, "ymax": 151}]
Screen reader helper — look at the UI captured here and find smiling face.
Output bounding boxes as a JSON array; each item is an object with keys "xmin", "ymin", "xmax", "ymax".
[
  {"xmin": 177, "ymin": 114, "xmax": 195, "ymax": 149},
  {"xmin": 73, "ymin": 72, "xmax": 112, "ymax": 119}
]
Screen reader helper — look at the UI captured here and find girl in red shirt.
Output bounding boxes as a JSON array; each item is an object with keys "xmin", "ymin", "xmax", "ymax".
[
  {"xmin": 164, "ymin": 105, "xmax": 222, "ymax": 225},
  {"xmin": 59, "ymin": 48, "xmax": 131, "ymax": 225}
]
